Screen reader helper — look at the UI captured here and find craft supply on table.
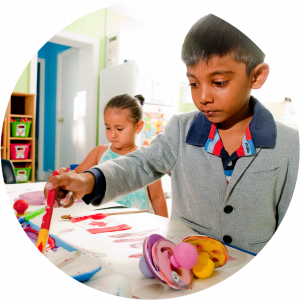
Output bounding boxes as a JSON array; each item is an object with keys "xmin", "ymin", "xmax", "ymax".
[
  {"xmin": 36, "ymin": 170, "xmax": 59, "ymax": 253},
  {"xmin": 139, "ymin": 234, "xmax": 229, "ymax": 290},
  {"xmin": 60, "ymin": 209, "xmax": 148, "ymax": 220},
  {"xmin": 44, "ymin": 247, "xmax": 102, "ymax": 280},
  {"xmin": 18, "ymin": 207, "xmax": 45, "ymax": 224},
  {"xmin": 13, "ymin": 199, "xmax": 29, "ymax": 217},
  {"xmin": 24, "ymin": 222, "xmax": 102, "ymax": 281}
]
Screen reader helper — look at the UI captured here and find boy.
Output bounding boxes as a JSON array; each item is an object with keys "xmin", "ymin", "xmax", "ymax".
[{"xmin": 46, "ymin": 14, "xmax": 299, "ymax": 254}]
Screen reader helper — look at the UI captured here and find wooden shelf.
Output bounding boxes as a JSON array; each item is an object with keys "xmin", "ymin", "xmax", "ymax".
[
  {"xmin": 1, "ymin": 118, "xmax": 7, "ymax": 159},
  {"xmin": 4, "ymin": 92, "xmax": 36, "ymax": 183},
  {"xmin": 11, "ymin": 159, "xmax": 33, "ymax": 163},
  {"xmin": 10, "ymin": 114, "xmax": 34, "ymax": 118},
  {"xmin": 10, "ymin": 137, "xmax": 33, "ymax": 141}
]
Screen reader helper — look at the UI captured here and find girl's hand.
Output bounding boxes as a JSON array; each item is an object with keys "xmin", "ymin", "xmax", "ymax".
[{"xmin": 44, "ymin": 172, "xmax": 95, "ymax": 208}]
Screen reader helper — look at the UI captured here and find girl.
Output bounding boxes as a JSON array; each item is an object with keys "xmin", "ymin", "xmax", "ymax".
[{"xmin": 63, "ymin": 94, "xmax": 168, "ymax": 218}]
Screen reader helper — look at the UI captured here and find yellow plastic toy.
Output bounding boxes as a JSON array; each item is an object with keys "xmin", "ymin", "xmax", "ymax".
[
  {"xmin": 192, "ymin": 253, "xmax": 215, "ymax": 279},
  {"xmin": 183, "ymin": 235, "xmax": 229, "ymax": 279}
]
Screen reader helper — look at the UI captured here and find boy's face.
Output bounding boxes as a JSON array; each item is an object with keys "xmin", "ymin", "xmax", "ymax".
[{"xmin": 186, "ymin": 54, "xmax": 253, "ymax": 126}]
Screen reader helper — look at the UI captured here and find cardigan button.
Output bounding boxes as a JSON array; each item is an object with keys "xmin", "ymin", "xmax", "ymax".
[
  {"xmin": 223, "ymin": 235, "xmax": 232, "ymax": 244},
  {"xmin": 224, "ymin": 205, "xmax": 233, "ymax": 214}
]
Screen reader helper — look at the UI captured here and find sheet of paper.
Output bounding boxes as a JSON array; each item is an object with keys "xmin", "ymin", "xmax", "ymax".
[{"xmin": 71, "ymin": 213, "xmax": 133, "ymax": 234}]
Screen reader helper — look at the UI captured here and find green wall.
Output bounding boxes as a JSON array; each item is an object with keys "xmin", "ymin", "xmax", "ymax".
[
  {"xmin": 178, "ymin": 91, "xmax": 197, "ymax": 113},
  {"xmin": 13, "ymin": 64, "xmax": 30, "ymax": 92}
]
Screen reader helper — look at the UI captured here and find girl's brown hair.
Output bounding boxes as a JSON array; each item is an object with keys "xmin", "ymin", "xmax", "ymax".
[{"xmin": 104, "ymin": 94, "xmax": 145, "ymax": 124}]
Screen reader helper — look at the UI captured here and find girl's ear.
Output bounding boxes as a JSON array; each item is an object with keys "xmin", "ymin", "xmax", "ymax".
[
  {"xmin": 251, "ymin": 63, "xmax": 269, "ymax": 89},
  {"xmin": 136, "ymin": 120, "xmax": 144, "ymax": 134}
]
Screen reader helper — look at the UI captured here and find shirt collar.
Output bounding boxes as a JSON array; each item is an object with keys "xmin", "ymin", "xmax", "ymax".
[{"xmin": 185, "ymin": 96, "xmax": 277, "ymax": 148}]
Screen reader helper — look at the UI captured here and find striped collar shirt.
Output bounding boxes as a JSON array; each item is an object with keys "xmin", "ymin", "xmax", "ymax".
[{"xmin": 185, "ymin": 96, "xmax": 277, "ymax": 183}]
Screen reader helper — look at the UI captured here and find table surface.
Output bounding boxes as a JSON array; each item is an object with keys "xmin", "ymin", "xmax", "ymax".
[{"xmin": 6, "ymin": 182, "xmax": 254, "ymax": 299}]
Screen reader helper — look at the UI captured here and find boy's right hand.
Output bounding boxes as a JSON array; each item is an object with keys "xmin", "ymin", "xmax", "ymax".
[{"xmin": 43, "ymin": 172, "xmax": 95, "ymax": 208}]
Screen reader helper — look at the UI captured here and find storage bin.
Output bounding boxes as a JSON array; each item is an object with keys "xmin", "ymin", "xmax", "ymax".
[
  {"xmin": 11, "ymin": 122, "xmax": 31, "ymax": 137},
  {"xmin": 14, "ymin": 167, "xmax": 32, "ymax": 183},
  {"xmin": 10, "ymin": 144, "xmax": 30, "ymax": 160}
]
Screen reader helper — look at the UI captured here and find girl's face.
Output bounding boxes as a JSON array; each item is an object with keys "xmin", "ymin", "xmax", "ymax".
[{"xmin": 104, "ymin": 109, "xmax": 143, "ymax": 149}]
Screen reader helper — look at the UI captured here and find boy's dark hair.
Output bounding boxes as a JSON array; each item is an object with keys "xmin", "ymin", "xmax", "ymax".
[
  {"xmin": 181, "ymin": 14, "xmax": 265, "ymax": 76},
  {"xmin": 104, "ymin": 94, "xmax": 145, "ymax": 124}
]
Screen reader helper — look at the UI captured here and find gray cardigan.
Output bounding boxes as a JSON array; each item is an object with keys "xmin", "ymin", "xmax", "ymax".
[{"xmin": 93, "ymin": 110, "xmax": 299, "ymax": 254}]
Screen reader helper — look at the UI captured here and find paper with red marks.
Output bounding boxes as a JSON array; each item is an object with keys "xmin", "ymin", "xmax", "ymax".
[
  {"xmin": 71, "ymin": 214, "xmax": 132, "ymax": 234},
  {"xmin": 71, "ymin": 213, "xmax": 108, "ymax": 223},
  {"xmin": 88, "ymin": 224, "xmax": 132, "ymax": 234},
  {"xmin": 89, "ymin": 221, "xmax": 108, "ymax": 227}
]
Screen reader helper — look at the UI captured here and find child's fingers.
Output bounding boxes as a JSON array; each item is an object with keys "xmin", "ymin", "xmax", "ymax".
[
  {"xmin": 60, "ymin": 192, "xmax": 75, "ymax": 208},
  {"xmin": 45, "ymin": 173, "xmax": 73, "ymax": 191},
  {"xmin": 58, "ymin": 167, "xmax": 67, "ymax": 175}
]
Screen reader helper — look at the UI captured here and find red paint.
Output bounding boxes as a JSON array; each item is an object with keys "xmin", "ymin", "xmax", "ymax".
[
  {"xmin": 228, "ymin": 256, "xmax": 238, "ymax": 261},
  {"xmin": 57, "ymin": 228, "xmax": 75, "ymax": 235},
  {"xmin": 130, "ymin": 242, "xmax": 144, "ymax": 249},
  {"xmin": 37, "ymin": 241, "xmax": 43, "ymax": 252},
  {"xmin": 71, "ymin": 213, "xmax": 108, "ymax": 223},
  {"xmin": 129, "ymin": 253, "xmax": 143, "ymax": 258},
  {"xmin": 24, "ymin": 225, "xmax": 56, "ymax": 251},
  {"xmin": 87, "ymin": 224, "xmax": 132, "ymax": 234},
  {"xmin": 108, "ymin": 228, "xmax": 160, "ymax": 238},
  {"xmin": 112, "ymin": 237, "xmax": 146, "ymax": 243},
  {"xmin": 89, "ymin": 221, "xmax": 108, "ymax": 227}
]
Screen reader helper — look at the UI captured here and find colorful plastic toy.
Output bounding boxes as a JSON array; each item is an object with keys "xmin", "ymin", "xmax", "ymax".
[
  {"xmin": 182, "ymin": 235, "xmax": 228, "ymax": 268},
  {"xmin": 13, "ymin": 199, "xmax": 29, "ymax": 217},
  {"xmin": 139, "ymin": 234, "xmax": 229, "ymax": 289}
]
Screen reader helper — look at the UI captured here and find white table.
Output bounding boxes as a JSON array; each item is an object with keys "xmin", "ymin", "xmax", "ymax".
[{"xmin": 5, "ymin": 182, "xmax": 254, "ymax": 299}]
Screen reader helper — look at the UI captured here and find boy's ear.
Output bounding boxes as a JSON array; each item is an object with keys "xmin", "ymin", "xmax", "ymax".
[
  {"xmin": 251, "ymin": 63, "xmax": 269, "ymax": 89},
  {"xmin": 136, "ymin": 120, "xmax": 144, "ymax": 134}
]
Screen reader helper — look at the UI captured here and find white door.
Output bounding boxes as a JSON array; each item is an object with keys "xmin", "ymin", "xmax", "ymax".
[
  {"xmin": 55, "ymin": 45, "xmax": 98, "ymax": 171},
  {"xmin": 56, "ymin": 48, "xmax": 79, "ymax": 170}
]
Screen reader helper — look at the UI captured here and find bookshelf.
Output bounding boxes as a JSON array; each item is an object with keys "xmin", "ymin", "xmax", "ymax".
[
  {"xmin": 4, "ymin": 92, "xmax": 36, "ymax": 183},
  {"xmin": 1, "ymin": 118, "xmax": 7, "ymax": 159}
]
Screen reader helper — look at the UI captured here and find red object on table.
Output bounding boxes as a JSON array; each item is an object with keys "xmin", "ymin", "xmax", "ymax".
[
  {"xmin": 40, "ymin": 170, "xmax": 59, "ymax": 230},
  {"xmin": 13, "ymin": 199, "xmax": 29, "ymax": 216}
]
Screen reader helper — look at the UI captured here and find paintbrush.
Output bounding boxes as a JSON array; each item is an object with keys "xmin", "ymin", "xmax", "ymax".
[{"xmin": 61, "ymin": 209, "xmax": 149, "ymax": 219}]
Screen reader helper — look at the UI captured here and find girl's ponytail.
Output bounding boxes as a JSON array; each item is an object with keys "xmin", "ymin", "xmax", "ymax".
[{"xmin": 134, "ymin": 94, "xmax": 145, "ymax": 106}]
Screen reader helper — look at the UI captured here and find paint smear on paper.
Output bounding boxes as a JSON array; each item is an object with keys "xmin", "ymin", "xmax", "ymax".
[
  {"xmin": 71, "ymin": 213, "xmax": 108, "ymax": 223},
  {"xmin": 113, "ymin": 237, "xmax": 146, "ymax": 243},
  {"xmin": 57, "ymin": 228, "xmax": 75, "ymax": 235},
  {"xmin": 24, "ymin": 224, "xmax": 57, "ymax": 252},
  {"xmin": 88, "ymin": 224, "xmax": 132, "ymax": 234},
  {"xmin": 14, "ymin": 191, "xmax": 46, "ymax": 205},
  {"xmin": 129, "ymin": 253, "xmax": 143, "ymax": 258},
  {"xmin": 130, "ymin": 242, "xmax": 144, "ymax": 249},
  {"xmin": 228, "ymin": 256, "xmax": 238, "ymax": 261},
  {"xmin": 108, "ymin": 228, "xmax": 160, "ymax": 238},
  {"xmin": 89, "ymin": 221, "xmax": 108, "ymax": 227}
]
